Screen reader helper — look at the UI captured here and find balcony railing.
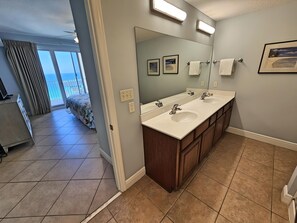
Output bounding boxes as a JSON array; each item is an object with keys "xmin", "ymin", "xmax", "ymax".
[{"xmin": 45, "ymin": 78, "xmax": 85, "ymax": 106}]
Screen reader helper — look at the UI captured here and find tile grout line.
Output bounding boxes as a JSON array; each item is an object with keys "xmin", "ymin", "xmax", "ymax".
[
  {"xmin": 0, "ymin": 110, "xmax": 101, "ymax": 221},
  {"xmin": 85, "ymin": 178, "xmax": 104, "ymax": 215},
  {"xmin": 42, "ymin": 147, "xmax": 104, "ymax": 219},
  {"xmin": 270, "ymin": 145, "xmax": 275, "ymax": 222},
  {"xmin": 43, "ymin": 155, "xmax": 89, "ymax": 217},
  {"xmin": 213, "ymin": 139, "xmax": 247, "ymax": 222}
]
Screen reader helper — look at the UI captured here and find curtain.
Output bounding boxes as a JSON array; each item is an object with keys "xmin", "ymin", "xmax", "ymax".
[{"xmin": 3, "ymin": 40, "xmax": 51, "ymax": 115}]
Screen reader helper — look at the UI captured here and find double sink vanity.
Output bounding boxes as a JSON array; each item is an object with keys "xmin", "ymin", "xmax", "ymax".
[
  {"xmin": 134, "ymin": 27, "xmax": 235, "ymax": 192},
  {"xmin": 141, "ymin": 90, "xmax": 235, "ymax": 192}
]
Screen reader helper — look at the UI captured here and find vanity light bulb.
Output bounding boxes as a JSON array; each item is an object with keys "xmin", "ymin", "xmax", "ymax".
[
  {"xmin": 152, "ymin": 0, "xmax": 187, "ymax": 22},
  {"xmin": 197, "ymin": 21, "xmax": 215, "ymax": 35}
]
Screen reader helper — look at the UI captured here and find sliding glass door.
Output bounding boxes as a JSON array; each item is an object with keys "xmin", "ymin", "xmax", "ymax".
[
  {"xmin": 55, "ymin": 51, "xmax": 85, "ymax": 97},
  {"xmin": 38, "ymin": 51, "xmax": 64, "ymax": 106},
  {"xmin": 38, "ymin": 50, "xmax": 88, "ymax": 107}
]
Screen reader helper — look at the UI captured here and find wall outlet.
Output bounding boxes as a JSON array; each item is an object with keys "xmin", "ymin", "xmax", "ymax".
[
  {"xmin": 128, "ymin": 102, "xmax": 135, "ymax": 113},
  {"xmin": 120, "ymin": 88, "xmax": 134, "ymax": 102},
  {"xmin": 213, "ymin": 81, "xmax": 218, "ymax": 88},
  {"xmin": 200, "ymin": 80, "xmax": 205, "ymax": 86}
]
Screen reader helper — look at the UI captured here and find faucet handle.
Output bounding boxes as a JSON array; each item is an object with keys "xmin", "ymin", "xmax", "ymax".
[{"xmin": 173, "ymin": 104, "xmax": 182, "ymax": 110}]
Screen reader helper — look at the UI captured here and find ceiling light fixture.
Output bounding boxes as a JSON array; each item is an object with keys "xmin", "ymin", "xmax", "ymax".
[
  {"xmin": 152, "ymin": 0, "xmax": 187, "ymax": 22},
  {"xmin": 197, "ymin": 21, "xmax": 215, "ymax": 35}
]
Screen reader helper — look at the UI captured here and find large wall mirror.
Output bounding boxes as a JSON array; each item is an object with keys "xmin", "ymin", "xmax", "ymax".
[{"xmin": 135, "ymin": 27, "xmax": 213, "ymax": 114}]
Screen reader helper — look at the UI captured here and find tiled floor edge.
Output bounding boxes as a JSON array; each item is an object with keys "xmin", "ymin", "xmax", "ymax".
[{"xmin": 82, "ymin": 192, "xmax": 122, "ymax": 223}]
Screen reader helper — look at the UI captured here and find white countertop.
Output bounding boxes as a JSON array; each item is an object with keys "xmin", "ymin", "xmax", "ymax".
[{"xmin": 142, "ymin": 90, "xmax": 236, "ymax": 140}]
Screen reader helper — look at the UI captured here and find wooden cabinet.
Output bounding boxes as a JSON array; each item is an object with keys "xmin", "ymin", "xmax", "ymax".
[
  {"xmin": 224, "ymin": 108, "xmax": 232, "ymax": 130},
  {"xmin": 179, "ymin": 137, "xmax": 201, "ymax": 185},
  {"xmin": 143, "ymin": 99, "xmax": 234, "ymax": 192},
  {"xmin": 213, "ymin": 113, "xmax": 226, "ymax": 144},
  {"xmin": 0, "ymin": 95, "xmax": 33, "ymax": 152},
  {"xmin": 200, "ymin": 123, "xmax": 215, "ymax": 161}
]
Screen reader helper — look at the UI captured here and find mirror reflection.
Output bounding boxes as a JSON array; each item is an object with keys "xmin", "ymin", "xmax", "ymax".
[{"xmin": 134, "ymin": 27, "xmax": 213, "ymax": 114}]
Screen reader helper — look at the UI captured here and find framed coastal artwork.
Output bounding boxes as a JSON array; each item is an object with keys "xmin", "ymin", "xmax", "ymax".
[
  {"xmin": 258, "ymin": 40, "xmax": 297, "ymax": 74},
  {"xmin": 147, "ymin": 59, "xmax": 160, "ymax": 76},
  {"xmin": 163, "ymin": 55, "xmax": 179, "ymax": 74}
]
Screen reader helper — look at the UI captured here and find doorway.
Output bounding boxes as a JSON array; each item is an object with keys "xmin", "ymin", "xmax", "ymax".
[{"xmin": 38, "ymin": 50, "xmax": 89, "ymax": 107}]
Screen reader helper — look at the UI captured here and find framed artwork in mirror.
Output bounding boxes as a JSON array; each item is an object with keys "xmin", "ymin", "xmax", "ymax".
[
  {"xmin": 163, "ymin": 55, "xmax": 179, "ymax": 74},
  {"xmin": 147, "ymin": 59, "xmax": 160, "ymax": 76},
  {"xmin": 258, "ymin": 40, "xmax": 297, "ymax": 74}
]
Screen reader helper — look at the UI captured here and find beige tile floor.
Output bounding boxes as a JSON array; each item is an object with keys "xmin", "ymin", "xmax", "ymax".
[
  {"xmin": 90, "ymin": 133, "xmax": 296, "ymax": 223},
  {"xmin": 0, "ymin": 109, "xmax": 118, "ymax": 223}
]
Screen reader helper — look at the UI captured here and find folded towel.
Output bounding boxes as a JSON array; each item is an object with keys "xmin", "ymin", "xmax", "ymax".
[
  {"xmin": 189, "ymin": 61, "xmax": 201, "ymax": 75},
  {"xmin": 219, "ymin": 58, "xmax": 235, "ymax": 75}
]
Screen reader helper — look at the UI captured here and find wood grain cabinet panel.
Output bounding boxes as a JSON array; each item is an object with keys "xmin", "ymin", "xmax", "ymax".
[
  {"xmin": 179, "ymin": 137, "xmax": 201, "ymax": 186},
  {"xmin": 223, "ymin": 107, "xmax": 232, "ymax": 130},
  {"xmin": 213, "ymin": 113, "xmax": 226, "ymax": 145},
  {"xmin": 200, "ymin": 123, "xmax": 215, "ymax": 161},
  {"xmin": 143, "ymin": 126, "xmax": 179, "ymax": 192}
]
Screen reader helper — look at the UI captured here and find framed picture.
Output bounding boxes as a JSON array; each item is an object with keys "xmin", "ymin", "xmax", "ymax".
[
  {"xmin": 147, "ymin": 59, "xmax": 160, "ymax": 76},
  {"xmin": 163, "ymin": 55, "xmax": 179, "ymax": 74},
  {"xmin": 258, "ymin": 40, "xmax": 297, "ymax": 74}
]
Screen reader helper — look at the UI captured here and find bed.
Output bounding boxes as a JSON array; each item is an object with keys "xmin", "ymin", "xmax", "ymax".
[{"xmin": 65, "ymin": 94, "xmax": 96, "ymax": 129}]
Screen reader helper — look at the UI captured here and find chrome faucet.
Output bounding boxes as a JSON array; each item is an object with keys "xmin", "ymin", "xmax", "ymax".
[
  {"xmin": 188, "ymin": 90, "xmax": 194, "ymax": 96},
  {"xmin": 169, "ymin": 104, "xmax": 182, "ymax": 115},
  {"xmin": 201, "ymin": 92, "xmax": 213, "ymax": 100},
  {"xmin": 155, "ymin": 100, "xmax": 163, "ymax": 108}
]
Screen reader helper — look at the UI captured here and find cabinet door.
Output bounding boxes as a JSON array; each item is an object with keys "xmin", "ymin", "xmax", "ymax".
[
  {"xmin": 223, "ymin": 108, "xmax": 232, "ymax": 130},
  {"xmin": 213, "ymin": 113, "xmax": 226, "ymax": 145},
  {"xmin": 179, "ymin": 138, "xmax": 201, "ymax": 185},
  {"xmin": 200, "ymin": 123, "xmax": 215, "ymax": 161}
]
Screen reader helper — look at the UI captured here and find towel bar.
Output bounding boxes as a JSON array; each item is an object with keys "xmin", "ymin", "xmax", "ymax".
[
  {"xmin": 213, "ymin": 58, "xmax": 243, "ymax": 64},
  {"xmin": 187, "ymin": 60, "xmax": 210, "ymax": 65}
]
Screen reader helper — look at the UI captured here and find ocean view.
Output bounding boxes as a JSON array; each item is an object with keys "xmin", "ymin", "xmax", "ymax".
[{"xmin": 45, "ymin": 73, "xmax": 85, "ymax": 101}]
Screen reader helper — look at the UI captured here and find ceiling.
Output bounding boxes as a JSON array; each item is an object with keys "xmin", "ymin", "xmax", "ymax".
[
  {"xmin": 0, "ymin": 0, "xmax": 74, "ymax": 40},
  {"xmin": 185, "ymin": 0, "xmax": 294, "ymax": 21},
  {"xmin": 0, "ymin": 0, "xmax": 294, "ymax": 41}
]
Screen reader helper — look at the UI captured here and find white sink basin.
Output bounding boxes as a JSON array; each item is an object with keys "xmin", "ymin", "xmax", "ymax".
[{"xmin": 171, "ymin": 111, "xmax": 198, "ymax": 123}]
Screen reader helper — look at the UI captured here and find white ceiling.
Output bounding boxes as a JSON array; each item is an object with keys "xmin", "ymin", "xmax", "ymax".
[
  {"xmin": 0, "ymin": 0, "xmax": 74, "ymax": 40},
  {"xmin": 184, "ymin": 0, "xmax": 294, "ymax": 21},
  {"xmin": 0, "ymin": 0, "xmax": 294, "ymax": 41}
]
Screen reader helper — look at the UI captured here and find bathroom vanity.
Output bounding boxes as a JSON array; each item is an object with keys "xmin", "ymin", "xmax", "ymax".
[{"xmin": 141, "ymin": 90, "xmax": 235, "ymax": 192}]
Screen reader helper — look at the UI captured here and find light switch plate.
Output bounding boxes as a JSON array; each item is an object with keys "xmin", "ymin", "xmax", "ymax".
[
  {"xmin": 128, "ymin": 102, "xmax": 135, "ymax": 113},
  {"xmin": 201, "ymin": 80, "xmax": 205, "ymax": 86},
  {"xmin": 213, "ymin": 81, "xmax": 218, "ymax": 88},
  {"xmin": 120, "ymin": 88, "xmax": 134, "ymax": 102}
]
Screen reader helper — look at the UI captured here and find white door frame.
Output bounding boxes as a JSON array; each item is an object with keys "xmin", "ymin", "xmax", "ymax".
[{"xmin": 84, "ymin": 0, "xmax": 127, "ymax": 192}]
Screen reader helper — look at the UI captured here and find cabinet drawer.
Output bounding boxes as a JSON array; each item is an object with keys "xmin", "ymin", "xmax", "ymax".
[
  {"xmin": 210, "ymin": 113, "xmax": 216, "ymax": 125},
  {"xmin": 181, "ymin": 131, "xmax": 194, "ymax": 151},
  {"xmin": 195, "ymin": 119, "xmax": 209, "ymax": 138}
]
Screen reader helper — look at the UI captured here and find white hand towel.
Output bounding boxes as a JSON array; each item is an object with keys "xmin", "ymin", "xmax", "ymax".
[
  {"xmin": 219, "ymin": 58, "xmax": 235, "ymax": 75},
  {"xmin": 189, "ymin": 61, "xmax": 201, "ymax": 75}
]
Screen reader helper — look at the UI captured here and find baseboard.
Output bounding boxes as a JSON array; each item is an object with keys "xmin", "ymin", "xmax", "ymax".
[
  {"xmin": 125, "ymin": 166, "xmax": 146, "ymax": 189},
  {"xmin": 99, "ymin": 148, "xmax": 112, "ymax": 164},
  {"xmin": 226, "ymin": 127, "xmax": 297, "ymax": 151}
]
